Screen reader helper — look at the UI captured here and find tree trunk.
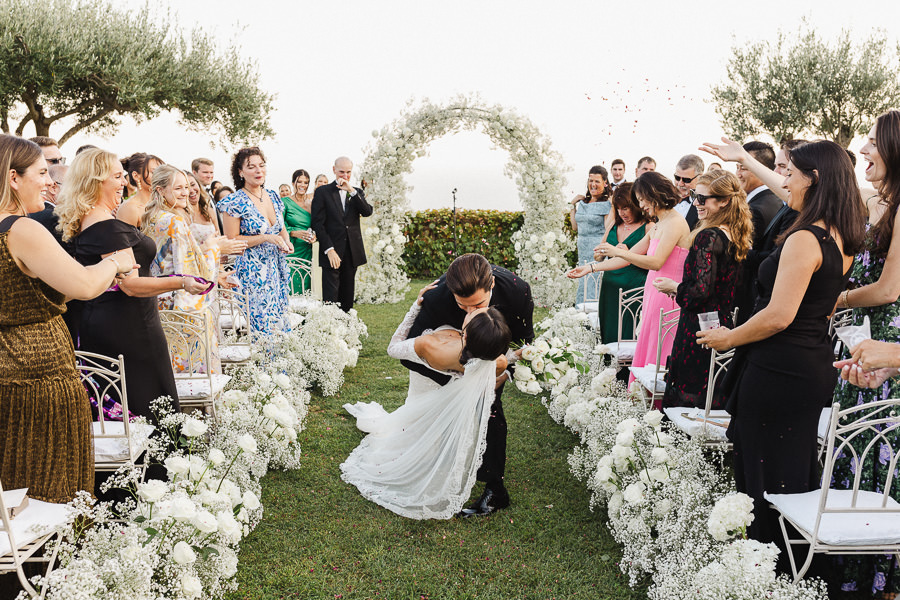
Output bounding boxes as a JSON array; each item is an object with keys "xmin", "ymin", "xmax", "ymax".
[{"xmin": 836, "ymin": 125, "xmax": 853, "ymax": 149}]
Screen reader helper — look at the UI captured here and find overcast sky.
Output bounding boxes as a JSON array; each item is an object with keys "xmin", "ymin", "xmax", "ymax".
[{"xmin": 45, "ymin": 0, "xmax": 900, "ymax": 211}]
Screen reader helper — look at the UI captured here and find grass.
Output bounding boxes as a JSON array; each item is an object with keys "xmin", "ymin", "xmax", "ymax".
[{"xmin": 227, "ymin": 280, "xmax": 644, "ymax": 600}]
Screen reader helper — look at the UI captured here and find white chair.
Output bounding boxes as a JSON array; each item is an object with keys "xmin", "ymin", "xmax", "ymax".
[
  {"xmin": 766, "ymin": 398, "xmax": 900, "ymax": 582},
  {"xmin": 75, "ymin": 351, "xmax": 154, "ymax": 474},
  {"xmin": 605, "ymin": 286, "xmax": 644, "ymax": 367},
  {"xmin": 159, "ymin": 310, "xmax": 231, "ymax": 419},
  {"xmin": 828, "ymin": 307, "xmax": 854, "ymax": 359},
  {"xmin": 575, "ymin": 271, "xmax": 602, "ymax": 315},
  {"xmin": 285, "ymin": 256, "xmax": 313, "ymax": 296},
  {"xmin": 629, "ymin": 306, "xmax": 680, "ymax": 408},
  {"xmin": 1, "ymin": 480, "xmax": 72, "ymax": 598},
  {"xmin": 216, "ymin": 289, "xmax": 253, "ymax": 368},
  {"xmin": 664, "ymin": 348, "xmax": 734, "ymax": 446}
]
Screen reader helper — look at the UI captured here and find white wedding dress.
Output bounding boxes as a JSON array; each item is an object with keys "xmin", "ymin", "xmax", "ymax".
[{"xmin": 340, "ymin": 302, "xmax": 496, "ymax": 519}]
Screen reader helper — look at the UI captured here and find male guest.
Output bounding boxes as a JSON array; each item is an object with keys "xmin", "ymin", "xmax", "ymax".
[
  {"xmin": 673, "ymin": 154, "xmax": 703, "ymax": 229},
  {"xmin": 610, "ymin": 158, "xmax": 627, "ymax": 189},
  {"xmin": 29, "ymin": 136, "xmax": 64, "ymax": 165},
  {"xmin": 311, "ymin": 156, "xmax": 373, "ymax": 312},
  {"xmin": 635, "ymin": 156, "xmax": 656, "ymax": 178},
  {"xmin": 192, "ymin": 157, "xmax": 216, "ymax": 195}
]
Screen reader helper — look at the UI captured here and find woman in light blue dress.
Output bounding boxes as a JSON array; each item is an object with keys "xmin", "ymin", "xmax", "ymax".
[
  {"xmin": 569, "ymin": 165, "xmax": 612, "ymax": 305},
  {"xmin": 218, "ymin": 147, "xmax": 291, "ymax": 333}
]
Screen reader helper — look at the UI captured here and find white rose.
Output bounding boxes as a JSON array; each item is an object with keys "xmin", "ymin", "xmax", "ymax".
[
  {"xmin": 623, "ymin": 482, "xmax": 646, "ymax": 504},
  {"xmin": 394, "ymin": 234, "xmax": 405, "ymax": 246},
  {"xmin": 531, "ymin": 356, "xmax": 545, "ymax": 373},
  {"xmin": 657, "ymin": 431, "xmax": 674, "ymax": 447},
  {"xmin": 371, "ymin": 226, "xmax": 380, "ymax": 235},
  {"xmin": 208, "ymin": 448, "xmax": 226, "ymax": 466},
  {"xmin": 285, "ymin": 427, "xmax": 298, "ymax": 442},
  {"xmin": 545, "ymin": 367, "xmax": 560, "ymax": 381},
  {"xmin": 550, "ymin": 337, "xmax": 563, "ymax": 348},
  {"xmin": 594, "ymin": 344, "xmax": 612, "ymax": 355},
  {"xmin": 597, "ymin": 455, "xmax": 614, "ymax": 469},
  {"xmin": 651, "ymin": 447, "xmax": 670, "ymax": 465},
  {"xmin": 616, "ymin": 418, "xmax": 641, "ymax": 434},
  {"xmin": 172, "ymin": 541, "xmax": 197, "ymax": 565},
  {"xmin": 514, "ymin": 241, "xmax": 521, "ymax": 251},
  {"xmin": 535, "ymin": 340, "xmax": 550, "ymax": 355},
  {"xmin": 520, "ymin": 345, "xmax": 539, "ymax": 361},
  {"xmin": 171, "ymin": 497, "xmax": 197, "ymax": 521},
  {"xmin": 188, "ymin": 455, "xmax": 208, "ymax": 482},
  {"xmin": 153, "ymin": 499, "xmax": 173, "ymax": 520},
  {"xmin": 515, "ymin": 379, "xmax": 530, "ymax": 393},
  {"xmin": 532, "ymin": 252, "xmax": 545, "ymax": 263},
  {"xmin": 643, "ymin": 410, "xmax": 664, "ymax": 428},
  {"xmin": 654, "ymin": 498, "xmax": 673, "ymax": 517},
  {"xmin": 137, "ymin": 479, "xmax": 168, "ymax": 503},
  {"xmin": 216, "ymin": 511, "xmax": 243, "ymax": 542},
  {"xmin": 236, "ymin": 507, "xmax": 249, "ymax": 523},
  {"xmin": 595, "ymin": 464, "xmax": 613, "ymax": 484},
  {"xmin": 180, "ymin": 573, "xmax": 203, "ymax": 599},
  {"xmin": 238, "ymin": 434, "xmax": 258, "ymax": 454},
  {"xmin": 548, "ymin": 256, "xmax": 558, "ymax": 266},
  {"xmin": 242, "ymin": 490, "xmax": 261, "ymax": 510},
  {"xmin": 222, "ymin": 389, "xmax": 247, "ymax": 406},
  {"xmin": 181, "ymin": 417, "xmax": 208, "ymax": 438},
  {"xmin": 274, "ymin": 373, "xmax": 292, "ymax": 390},
  {"xmin": 608, "ymin": 491, "xmax": 624, "ymax": 515},
  {"xmin": 193, "ymin": 509, "xmax": 218, "ymax": 533},
  {"xmin": 649, "ymin": 467, "xmax": 670, "ymax": 483},
  {"xmin": 219, "ymin": 479, "xmax": 242, "ymax": 507},
  {"xmin": 263, "ymin": 403, "xmax": 284, "ymax": 423},
  {"xmin": 525, "ymin": 380, "xmax": 542, "ymax": 395},
  {"xmin": 165, "ymin": 456, "xmax": 190, "ymax": 478},
  {"xmin": 615, "ymin": 430, "xmax": 634, "ymax": 447},
  {"xmin": 258, "ymin": 372, "xmax": 272, "ymax": 387},
  {"xmin": 385, "ymin": 244, "xmax": 395, "ymax": 254},
  {"xmin": 390, "ymin": 223, "xmax": 400, "ymax": 235},
  {"xmin": 120, "ymin": 544, "xmax": 142, "ymax": 561},
  {"xmin": 513, "ymin": 364, "xmax": 533, "ymax": 381}
]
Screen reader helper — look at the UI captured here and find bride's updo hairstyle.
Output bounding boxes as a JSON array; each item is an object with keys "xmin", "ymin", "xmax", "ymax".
[
  {"xmin": 446, "ymin": 253, "xmax": 493, "ymax": 298},
  {"xmin": 460, "ymin": 307, "xmax": 511, "ymax": 363}
]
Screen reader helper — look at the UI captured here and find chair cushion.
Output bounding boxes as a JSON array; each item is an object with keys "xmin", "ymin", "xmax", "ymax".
[
  {"xmin": 0, "ymin": 497, "xmax": 72, "ymax": 557},
  {"xmin": 219, "ymin": 313, "xmax": 247, "ymax": 331},
  {"xmin": 664, "ymin": 407, "xmax": 730, "ymax": 441},
  {"xmin": 289, "ymin": 295, "xmax": 322, "ymax": 312},
  {"xmin": 219, "ymin": 345, "xmax": 252, "ymax": 363},
  {"xmin": 607, "ymin": 341, "xmax": 637, "ymax": 360},
  {"xmin": 175, "ymin": 374, "xmax": 231, "ymax": 400},
  {"xmin": 629, "ymin": 365, "xmax": 666, "ymax": 393},
  {"xmin": 588, "ymin": 312, "xmax": 599, "ymax": 329},
  {"xmin": 765, "ymin": 489, "xmax": 900, "ymax": 546},
  {"xmin": 817, "ymin": 407, "xmax": 832, "ymax": 441},
  {"xmin": 574, "ymin": 302, "xmax": 598, "ymax": 314},
  {"xmin": 92, "ymin": 421, "xmax": 155, "ymax": 463}
]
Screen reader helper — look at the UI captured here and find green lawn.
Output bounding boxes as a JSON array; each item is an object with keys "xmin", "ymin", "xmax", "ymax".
[{"xmin": 228, "ymin": 281, "xmax": 644, "ymax": 600}]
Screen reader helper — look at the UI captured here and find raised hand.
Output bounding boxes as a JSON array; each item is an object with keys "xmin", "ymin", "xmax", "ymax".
[
  {"xmin": 417, "ymin": 279, "xmax": 440, "ymax": 305},
  {"xmin": 698, "ymin": 137, "xmax": 747, "ymax": 164}
]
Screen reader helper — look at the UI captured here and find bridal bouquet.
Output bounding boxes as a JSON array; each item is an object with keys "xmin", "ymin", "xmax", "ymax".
[{"xmin": 513, "ymin": 337, "xmax": 587, "ymax": 395}]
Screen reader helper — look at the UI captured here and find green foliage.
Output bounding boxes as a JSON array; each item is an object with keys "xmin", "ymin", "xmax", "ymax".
[
  {"xmin": 0, "ymin": 0, "xmax": 274, "ymax": 146},
  {"xmin": 712, "ymin": 23, "xmax": 900, "ymax": 147}
]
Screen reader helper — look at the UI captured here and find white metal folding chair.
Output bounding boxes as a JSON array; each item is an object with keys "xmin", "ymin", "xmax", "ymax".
[
  {"xmin": 0, "ymin": 480, "xmax": 72, "ymax": 598},
  {"xmin": 75, "ymin": 351, "xmax": 154, "ymax": 474},
  {"xmin": 606, "ymin": 286, "xmax": 644, "ymax": 367},
  {"xmin": 285, "ymin": 256, "xmax": 313, "ymax": 296},
  {"xmin": 576, "ymin": 272, "xmax": 602, "ymax": 314},
  {"xmin": 159, "ymin": 310, "xmax": 230, "ymax": 419},
  {"xmin": 766, "ymin": 398, "xmax": 900, "ymax": 582},
  {"xmin": 629, "ymin": 306, "xmax": 680, "ymax": 408},
  {"xmin": 828, "ymin": 308, "xmax": 854, "ymax": 360},
  {"xmin": 663, "ymin": 347, "xmax": 735, "ymax": 446},
  {"xmin": 216, "ymin": 288, "xmax": 253, "ymax": 369}
]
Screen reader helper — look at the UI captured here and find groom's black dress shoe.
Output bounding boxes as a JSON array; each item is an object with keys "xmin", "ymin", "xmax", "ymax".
[{"xmin": 456, "ymin": 485, "xmax": 510, "ymax": 518}]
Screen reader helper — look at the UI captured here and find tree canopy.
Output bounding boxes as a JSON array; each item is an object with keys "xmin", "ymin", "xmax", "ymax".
[
  {"xmin": 0, "ymin": 0, "xmax": 275, "ymax": 146},
  {"xmin": 711, "ymin": 24, "xmax": 900, "ymax": 147}
]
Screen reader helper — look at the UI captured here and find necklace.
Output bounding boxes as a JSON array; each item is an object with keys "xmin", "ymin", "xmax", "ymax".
[{"xmin": 245, "ymin": 188, "xmax": 264, "ymax": 203}]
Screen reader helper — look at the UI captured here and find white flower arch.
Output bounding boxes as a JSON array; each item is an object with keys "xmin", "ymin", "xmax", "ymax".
[{"xmin": 356, "ymin": 96, "xmax": 576, "ymax": 306}]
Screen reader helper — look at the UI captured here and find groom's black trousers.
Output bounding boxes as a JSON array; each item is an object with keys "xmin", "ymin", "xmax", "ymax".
[{"xmin": 477, "ymin": 383, "xmax": 507, "ymax": 485}]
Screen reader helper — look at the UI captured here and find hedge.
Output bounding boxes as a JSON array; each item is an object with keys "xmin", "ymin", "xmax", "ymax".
[{"xmin": 402, "ymin": 208, "xmax": 577, "ymax": 278}]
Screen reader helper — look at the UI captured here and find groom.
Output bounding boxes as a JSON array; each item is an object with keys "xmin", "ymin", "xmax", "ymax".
[{"xmin": 403, "ymin": 253, "xmax": 534, "ymax": 516}]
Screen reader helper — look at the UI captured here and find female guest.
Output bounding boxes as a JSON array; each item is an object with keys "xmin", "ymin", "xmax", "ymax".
[
  {"xmin": 830, "ymin": 109, "xmax": 900, "ymax": 597},
  {"xmin": 314, "ymin": 174, "xmax": 329, "ymax": 189},
  {"xmin": 569, "ymin": 166, "xmax": 613, "ymax": 305},
  {"xmin": 278, "ymin": 184, "xmax": 291, "ymax": 199},
  {"xmin": 697, "ymin": 140, "xmax": 865, "ymax": 545},
  {"xmin": 568, "ymin": 172, "xmax": 691, "ymax": 374},
  {"xmin": 654, "ymin": 171, "xmax": 752, "ymax": 409},
  {"xmin": 0, "ymin": 136, "xmax": 131, "ymax": 502},
  {"xmin": 214, "ymin": 186, "xmax": 234, "ymax": 203},
  {"xmin": 218, "ymin": 147, "xmax": 291, "ymax": 332},
  {"xmin": 56, "ymin": 149, "xmax": 210, "ymax": 419},
  {"xmin": 186, "ymin": 172, "xmax": 221, "ymax": 246},
  {"xmin": 283, "ymin": 169, "xmax": 317, "ymax": 294},
  {"xmin": 210, "ymin": 180, "xmax": 223, "ymax": 199},
  {"xmin": 116, "ymin": 152, "xmax": 164, "ymax": 226}
]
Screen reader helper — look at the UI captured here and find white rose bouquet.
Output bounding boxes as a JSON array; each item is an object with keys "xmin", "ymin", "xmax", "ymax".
[{"xmin": 513, "ymin": 337, "xmax": 587, "ymax": 395}]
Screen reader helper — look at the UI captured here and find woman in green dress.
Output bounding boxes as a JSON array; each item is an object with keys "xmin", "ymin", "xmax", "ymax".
[
  {"xmin": 282, "ymin": 169, "xmax": 316, "ymax": 294},
  {"xmin": 596, "ymin": 183, "xmax": 649, "ymax": 344}
]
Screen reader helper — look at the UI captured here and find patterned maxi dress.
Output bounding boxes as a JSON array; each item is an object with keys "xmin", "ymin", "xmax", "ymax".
[
  {"xmin": 574, "ymin": 199, "xmax": 610, "ymax": 305},
  {"xmin": 832, "ymin": 236, "xmax": 900, "ymax": 596},
  {"xmin": 217, "ymin": 189, "xmax": 291, "ymax": 333}
]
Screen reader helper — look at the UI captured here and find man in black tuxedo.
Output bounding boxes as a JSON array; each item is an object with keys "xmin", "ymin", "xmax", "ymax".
[
  {"xmin": 311, "ymin": 156, "xmax": 373, "ymax": 312},
  {"xmin": 673, "ymin": 154, "xmax": 702, "ymax": 229},
  {"xmin": 403, "ymin": 253, "xmax": 534, "ymax": 517}
]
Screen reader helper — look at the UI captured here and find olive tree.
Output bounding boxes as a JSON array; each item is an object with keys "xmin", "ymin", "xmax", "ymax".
[
  {"xmin": 712, "ymin": 25, "xmax": 900, "ymax": 147},
  {"xmin": 0, "ymin": 0, "xmax": 274, "ymax": 146}
]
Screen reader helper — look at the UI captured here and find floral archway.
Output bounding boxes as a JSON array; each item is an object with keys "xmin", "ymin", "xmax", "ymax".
[{"xmin": 355, "ymin": 96, "xmax": 575, "ymax": 306}]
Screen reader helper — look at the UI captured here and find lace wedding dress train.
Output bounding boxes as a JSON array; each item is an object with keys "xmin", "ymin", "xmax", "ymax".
[{"xmin": 340, "ymin": 303, "xmax": 496, "ymax": 519}]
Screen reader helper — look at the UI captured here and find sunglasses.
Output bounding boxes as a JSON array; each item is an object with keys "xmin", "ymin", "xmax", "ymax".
[
  {"xmin": 690, "ymin": 191, "xmax": 722, "ymax": 206},
  {"xmin": 674, "ymin": 174, "xmax": 696, "ymax": 184}
]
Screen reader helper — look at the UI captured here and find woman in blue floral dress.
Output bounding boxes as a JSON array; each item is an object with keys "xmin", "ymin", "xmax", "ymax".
[
  {"xmin": 218, "ymin": 147, "xmax": 291, "ymax": 333},
  {"xmin": 568, "ymin": 165, "xmax": 612, "ymax": 305},
  {"xmin": 831, "ymin": 110, "xmax": 900, "ymax": 597}
]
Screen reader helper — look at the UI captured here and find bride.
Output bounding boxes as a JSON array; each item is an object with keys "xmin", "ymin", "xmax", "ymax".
[{"xmin": 340, "ymin": 289, "xmax": 511, "ymax": 519}]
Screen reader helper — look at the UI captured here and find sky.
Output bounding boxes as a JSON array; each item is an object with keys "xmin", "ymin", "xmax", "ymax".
[{"xmin": 37, "ymin": 0, "xmax": 900, "ymax": 212}]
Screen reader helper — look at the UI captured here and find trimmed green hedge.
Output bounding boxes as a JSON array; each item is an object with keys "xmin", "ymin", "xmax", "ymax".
[{"xmin": 402, "ymin": 209, "xmax": 576, "ymax": 278}]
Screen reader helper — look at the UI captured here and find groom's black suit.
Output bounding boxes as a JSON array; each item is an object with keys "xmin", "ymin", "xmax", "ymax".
[{"xmin": 402, "ymin": 265, "xmax": 534, "ymax": 485}]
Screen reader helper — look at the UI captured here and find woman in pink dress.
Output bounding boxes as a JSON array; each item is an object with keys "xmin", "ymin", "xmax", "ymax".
[{"xmin": 572, "ymin": 172, "xmax": 692, "ymax": 377}]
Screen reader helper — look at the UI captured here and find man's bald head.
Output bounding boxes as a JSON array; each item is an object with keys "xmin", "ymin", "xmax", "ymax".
[{"xmin": 333, "ymin": 156, "xmax": 353, "ymax": 183}]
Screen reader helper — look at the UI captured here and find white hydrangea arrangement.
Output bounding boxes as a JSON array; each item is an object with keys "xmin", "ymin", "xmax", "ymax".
[{"xmin": 357, "ymin": 95, "xmax": 572, "ymax": 306}]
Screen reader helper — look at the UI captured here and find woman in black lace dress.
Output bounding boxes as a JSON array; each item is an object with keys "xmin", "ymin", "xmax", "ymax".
[{"xmin": 655, "ymin": 171, "xmax": 753, "ymax": 410}]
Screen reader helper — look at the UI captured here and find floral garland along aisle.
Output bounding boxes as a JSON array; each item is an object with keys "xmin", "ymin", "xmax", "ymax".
[
  {"xmin": 357, "ymin": 95, "xmax": 577, "ymax": 307},
  {"xmin": 18, "ymin": 299, "xmax": 367, "ymax": 600},
  {"xmin": 514, "ymin": 307, "xmax": 829, "ymax": 599}
]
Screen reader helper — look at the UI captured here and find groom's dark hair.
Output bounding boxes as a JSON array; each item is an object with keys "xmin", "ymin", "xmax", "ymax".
[
  {"xmin": 446, "ymin": 253, "xmax": 493, "ymax": 297},
  {"xmin": 461, "ymin": 307, "xmax": 511, "ymax": 363}
]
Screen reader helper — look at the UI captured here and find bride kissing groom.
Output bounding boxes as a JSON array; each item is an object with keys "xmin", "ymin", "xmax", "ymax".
[{"xmin": 340, "ymin": 253, "xmax": 534, "ymax": 519}]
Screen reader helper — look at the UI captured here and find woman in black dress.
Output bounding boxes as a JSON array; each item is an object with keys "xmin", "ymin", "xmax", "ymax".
[
  {"xmin": 697, "ymin": 141, "xmax": 866, "ymax": 544},
  {"xmin": 54, "ymin": 149, "xmax": 210, "ymax": 420},
  {"xmin": 655, "ymin": 170, "xmax": 753, "ymax": 409}
]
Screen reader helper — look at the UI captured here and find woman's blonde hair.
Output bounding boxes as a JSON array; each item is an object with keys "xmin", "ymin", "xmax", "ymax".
[
  {"xmin": 691, "ymin": 170, "xmax": 754, "ymax": 262},
  {"xmin": 55, "ymin": 148, "xmax": 120, "ymax": 241},
  {"xmin": 0, "ymin": 135, "xmax": 43, "ymax": 215},
  {"xmin": 141, "ymin": 164, "xmax": 191, "ymax": 235}
]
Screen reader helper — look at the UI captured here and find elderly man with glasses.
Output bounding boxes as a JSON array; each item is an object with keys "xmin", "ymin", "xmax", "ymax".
[{"xmin": 672, "ymin": 154, "xmax": 703, "ymax": 229}]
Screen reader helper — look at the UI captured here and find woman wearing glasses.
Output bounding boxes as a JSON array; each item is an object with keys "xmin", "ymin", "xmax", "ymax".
[{"xmin": 652, "ymin": 171, "xmax": 752, "ymax": 409}]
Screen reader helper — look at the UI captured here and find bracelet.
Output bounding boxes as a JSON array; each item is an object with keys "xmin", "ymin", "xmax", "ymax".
[
  {"xmin": 181, "ymin": 276, "xmax": 187, "ymax": 290},
  {"xmin": 843, "ymin": 289, "xmax": 851, "ymax": 309},
  {"xmin": 102, "ymin": 253, "xmax": 121, "ymax": 271},
  {"xmin": 590, "ymin": 263, "xmax": 595, "ymax": 273}
]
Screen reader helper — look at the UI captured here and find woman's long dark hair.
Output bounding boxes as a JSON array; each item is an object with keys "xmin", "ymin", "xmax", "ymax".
[
  {"xmin": 867, "ymin": 110, "xmax": 900, "ymax": 258},
  {"xmin": 780, "ymin": 140, "xmax": 866, "ymax": 256},
  {"xmin": 584, "ymin": 165, "xmax": 611, "ymax": 202},
  {"xmin": 460, "ymin": 307, "xmax": 511, "ymax": 363}
]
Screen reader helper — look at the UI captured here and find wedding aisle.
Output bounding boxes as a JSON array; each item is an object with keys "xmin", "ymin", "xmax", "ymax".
[{"xmin": 228, "ymin": 282, "xmax": 643, "ymax": 600}]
